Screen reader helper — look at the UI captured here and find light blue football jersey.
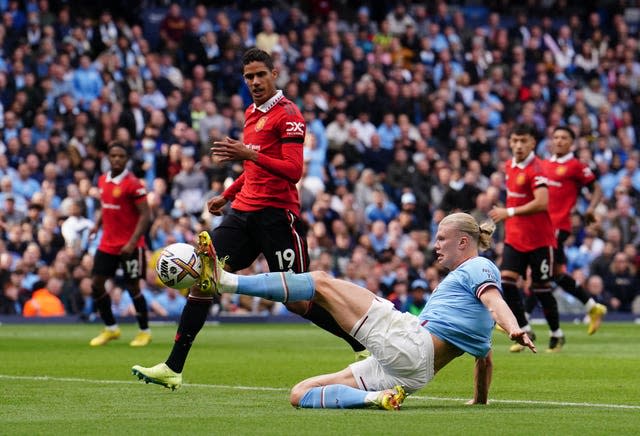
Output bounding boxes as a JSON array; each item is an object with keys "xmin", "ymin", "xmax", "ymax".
[{"xmin": 418, "ymin": 256, "xmax": 501, "ymax": 357}]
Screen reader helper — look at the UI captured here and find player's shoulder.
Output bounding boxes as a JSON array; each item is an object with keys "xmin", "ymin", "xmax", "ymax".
[
  {"xmin": 123, "ymin": 171, "xmax": 146, "ymax": 190},
  {"xmin": 531, "ymin": 155, "xmax": 546, "ymax": 170},
  {"xmin": 462, "ymin": 256, "xmax": 500, "ymax": 280},
  {"xmin": 276, "ymin": 97, "xmax": 303, "ymax": 117},
  {"xmin": 567, "ymin": 156, "xmax": 587, "ymax": 170},
  {"xmin": 463, "ymin": 255, "xmax": 497, "ymax": 270},
  {"xmin": 123, "ymin": 171, "xmax": 143, "ymax": 183}
]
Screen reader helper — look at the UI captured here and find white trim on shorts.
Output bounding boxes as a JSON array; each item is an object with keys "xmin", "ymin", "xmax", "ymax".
[{"xmin": 348, "ymin": 298, "xmax": 435, "ymax": 393}]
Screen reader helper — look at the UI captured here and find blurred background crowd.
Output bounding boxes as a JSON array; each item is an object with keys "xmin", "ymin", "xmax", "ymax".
[{"xmin": 1, "ymin": 0, "xmax": 640, "ymax": 319}]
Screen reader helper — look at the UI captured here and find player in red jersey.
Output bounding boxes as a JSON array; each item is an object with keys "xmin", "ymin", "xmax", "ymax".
[
  {"xmin": 534, "ymin": 126, "xmax": 606, "ymax": 335},
  {"xmin": 131, "ymin": 48, "xmax": 365, "ymax": 389},
  {"xmin": 89, "ymin": 142, "xmax": 152, "ymax": 346},
  {"xmin": 489, "ymin": 124, "xmax": 564, "ymax": 353}
]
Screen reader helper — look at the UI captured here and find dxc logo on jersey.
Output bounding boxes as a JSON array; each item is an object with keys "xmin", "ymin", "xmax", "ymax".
[{"xmin": 285, "ymin": 122, "xmax": 304, "ymax": 134}]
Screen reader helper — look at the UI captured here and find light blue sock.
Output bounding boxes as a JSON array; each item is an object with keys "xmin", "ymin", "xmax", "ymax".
[
  {"xmin": 299, "ymin": 385, "xmax": 368, "ymax": 409},
  {"xmin": 235, "ymin": 272, "xmax": 315, "ymax": 303}
]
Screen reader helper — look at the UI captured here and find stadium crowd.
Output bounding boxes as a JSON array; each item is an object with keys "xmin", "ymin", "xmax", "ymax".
[{"xmin": 1, "ymin": 0, "xmax": 640, "ymax": 319}]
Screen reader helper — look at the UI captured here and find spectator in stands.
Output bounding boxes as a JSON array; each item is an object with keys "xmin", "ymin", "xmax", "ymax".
[
  {"xmin": 23, "ymin": 276, "xmax": 66, "ymax": 317},
  {"xmin": 0, "ymin": 281, "xmax": 22, "ymax": 315},
  {"xmin": 405, "ymin": 278, "xmax": 430, "ymax": 316},
  {"xmin": 170, "ymin": 154, "xmax": 208, "ymax": 217},
  {"xmin": 602, "ymin": 252, "xmax": 639, "ymax": 312},
  {"xmin": 385, "ymin": 148, "xmax": 413, "ymax": 202},
  {"xmin": 72, "ymin": 54, "xmax": 103, "ymax": 111},
  {"xmin": 60, "ymin": 199, "xmax": 94, "ymax": 257},
  {"xmin": 159, "ymin": 2, "xmax": 187, "ymax": 52},
  {"xmin": 365, "ymin": 189, "xmax": 399, "ymax": 225}
]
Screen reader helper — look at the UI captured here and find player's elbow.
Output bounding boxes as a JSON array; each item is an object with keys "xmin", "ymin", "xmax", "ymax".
[
  {"xmin": 289, "ymin": 382, "xmax": 309, "ymax": 407},
  {"xmin": 287, "ymin": 167, "xmax": 303, "ymax": 183}
]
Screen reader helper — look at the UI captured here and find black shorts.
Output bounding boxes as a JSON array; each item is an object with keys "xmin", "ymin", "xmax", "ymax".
[
  {"xmin": 554, "ymin": 229, "xmax": 570, "ymax": 266},
  {"xmin": 212, "ymin": 207, "xmax": 309, "ymax": 273},
  {"xmin": 92, "ymin": 248, "xmax": 146, "ymax": 282},
  {"xmin": 501, "ymin": 244, "xmax": 554, "ymax": 283}
]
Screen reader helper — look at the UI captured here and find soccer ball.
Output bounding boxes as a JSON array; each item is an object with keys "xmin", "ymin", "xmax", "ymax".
[{"xmin": 155, "ymin": 243, "xmax": 201, "ymax": 290}]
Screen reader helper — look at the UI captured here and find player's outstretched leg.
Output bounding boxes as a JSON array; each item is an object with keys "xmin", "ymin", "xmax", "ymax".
[
  {"xmin": 217, "ymin": 269, "xmax": 316, "ymax": 302},
  {"xmin": 296, "ymin": 384, "xmax": 406, "ymax": 410}
]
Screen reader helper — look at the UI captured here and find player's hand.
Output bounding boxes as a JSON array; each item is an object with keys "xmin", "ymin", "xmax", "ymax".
[
  {"xmin": 207, "ymin": 195, "xmax": 228, "ymax": 216},
  {"xmin": 120, "ymin": 241, "xmax": 136, "ymax": 255},
  {"xmin": 488, "ymin": 206, "xmax": 507, "ymax": 223},
  {"xmin": 211, "ymin": 136, "xmax": 256, "ymax": 162},
  {"xmin": 510, "ymin": 330, "xmax": 537, "ymax": 353},
  {"xmin": 584, "ymin": 210, "xmax": 596, "ymax": 225}
]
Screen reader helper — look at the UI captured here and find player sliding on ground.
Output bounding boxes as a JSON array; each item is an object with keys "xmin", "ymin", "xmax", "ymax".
[{"xmin": 133, "ymin": 213, "xmax": 535, "ymax": 410}]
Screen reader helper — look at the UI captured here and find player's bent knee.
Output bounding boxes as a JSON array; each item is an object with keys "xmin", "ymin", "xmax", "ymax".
[{"xmin": 309, "ymin": 270, "xmax": 332, "ymax": 290}]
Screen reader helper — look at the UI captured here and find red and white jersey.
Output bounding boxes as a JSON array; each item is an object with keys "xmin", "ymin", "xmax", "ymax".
[
  {"xmin": 504, "ymin": 152, "xmax": 556, "ymax": 251},
  {"xmin": 97, "ymin": 169, "xmax": 147, "ymax": 254},
  {"xmin": 223, "ymin": 90, "xmax": 305, "ymax": 215},
  {"xmin": 543, "ymin": 152, "xmax": 596, "ymax": 232}
]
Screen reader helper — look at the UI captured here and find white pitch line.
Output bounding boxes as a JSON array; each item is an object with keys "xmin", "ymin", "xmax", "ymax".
[
  {"xmin": 410, "ymin": 395, "xmax": 640, "ymax": 410},
  {"xmin": 2, "ymin": 374, "xmax": 639, "ymax": 410}
]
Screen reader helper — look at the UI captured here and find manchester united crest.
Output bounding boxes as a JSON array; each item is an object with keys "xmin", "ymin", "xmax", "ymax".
[
  {"xmin": 516, "ymin": 173, "xmax": 526, "ymax": 185},
  {"xmin": 113, "ymin": 186, "xmax": 122, "ymax": 198},
  {"xmin": 255, "ymin": 116, "xmax": 268, "ymax": 132},
  {"xmin": 556, "ymin": 165, "xmax": 567, "ymax": 176}
]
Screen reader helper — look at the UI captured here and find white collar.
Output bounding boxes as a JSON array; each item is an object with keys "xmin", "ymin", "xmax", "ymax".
[
  {"xmin": 252, "ymin": 90, "xmax": 283, "ymax": 113},
  {"xmin": 550, "ymin": 152, "xmax": 574, "ymax": 163},
  {"xmin": 106, "ymin": 169, "xmax": 128, "ymax": 184},
  {"xmin": 512, "ymin": 151, "xmax": 535, "ymax": 169}
]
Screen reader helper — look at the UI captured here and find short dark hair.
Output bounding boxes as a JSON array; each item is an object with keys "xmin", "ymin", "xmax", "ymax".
[
  {"xmin": 242, "ymin": 47, "xmax": 274, "ymax": 70},
  {"xmin": 511, "ymin": 123, "xmax": 538, "ymax": 138},
  {"xmin": 107, "ymin": 141, "xmax": 129, "ymax": 155},
  {"xmin": 553, "ymin": 125, "xmax": 576, "ymax": 140}
]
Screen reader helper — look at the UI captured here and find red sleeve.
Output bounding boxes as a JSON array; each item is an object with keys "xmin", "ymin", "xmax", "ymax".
[
  {"xmin": 223, "ymin": 173, "xmax": 245, "ymax": 200},
  {"xmin": 577, "ymin": 161, "xmax": 596, "ymax": 187},
  {"xmin": 253, "ymin": 106, "xmax": 305, "ymax": 183},
  {"xmin": 128, "ymin": 175, "xmax": 148, "ymax": 203},
  {"xmin": 531, "ymin": 160, "xmax": 548, "ymax": 190},
  {"xmin": 254, "ymin": 142, "xmax": 303, "ymax": 183}
]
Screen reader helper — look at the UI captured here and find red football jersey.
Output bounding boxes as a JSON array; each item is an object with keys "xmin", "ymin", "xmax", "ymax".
[
  {"xmin": 543, "ymin": 152, "xmax": 596, "ymax": 232},
  {"xmin": 223, "ymin": 91, "xmax": 305, "ymax": 215},
  {"xmin": 504, "ymin": 153, "xmax": 556, "ymax": 251},
  {"xmin": 97, "ymin": 170, "xmax": 148, "ymax": 254}
]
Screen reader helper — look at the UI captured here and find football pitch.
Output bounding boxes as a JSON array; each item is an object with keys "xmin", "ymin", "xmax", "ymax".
[{"xmin": 1, "ymin": 322, "xmax": 639, "ymax": 435}]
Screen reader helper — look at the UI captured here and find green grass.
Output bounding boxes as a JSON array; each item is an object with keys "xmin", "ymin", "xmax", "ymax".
[{"xmin": 1, "ymin": 322, "xmax": 639, "ymax": 435}]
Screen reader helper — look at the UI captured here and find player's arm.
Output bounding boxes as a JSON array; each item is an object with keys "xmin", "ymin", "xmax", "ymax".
[
  {"xmin": 251, "ymin": 140, "xmax": 303, "ymax": 183},
  {"xmin": 121, "ymin": 195, "xmax": 151, "ymax": 255},
  {"xmin": 479, "ymin": 287, "xmax": 537, "ymax": 352},
  {"xmin": 90, "ymin": 209, "xmax": 102, "ymax": 236},
  {"xmin": 584, "ymin": 180, "xmax": 603, "ymax": 224},
  {"xmin": 211, "ymin": 137, "xmax": 303, "ymax": 183},
  {"xmin": 468, "ymin": 350, "xmax": 493, "ymax": 405},
  {"xmin": 222, "ymin": 173, "xmax": 245, "ymax": 201},
  {"xmin": 489, "ymin": 185, "xmax": 548, "ymax": 222},
  {"xmin": 207, "ymin": 173, "xmax": 246, "ymax": 216}
]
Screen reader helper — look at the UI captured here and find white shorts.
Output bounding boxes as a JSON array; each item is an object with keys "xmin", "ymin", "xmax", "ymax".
[{"xmin": 348, "ymin": 298, "xmax": 435, "ymax": 394}]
